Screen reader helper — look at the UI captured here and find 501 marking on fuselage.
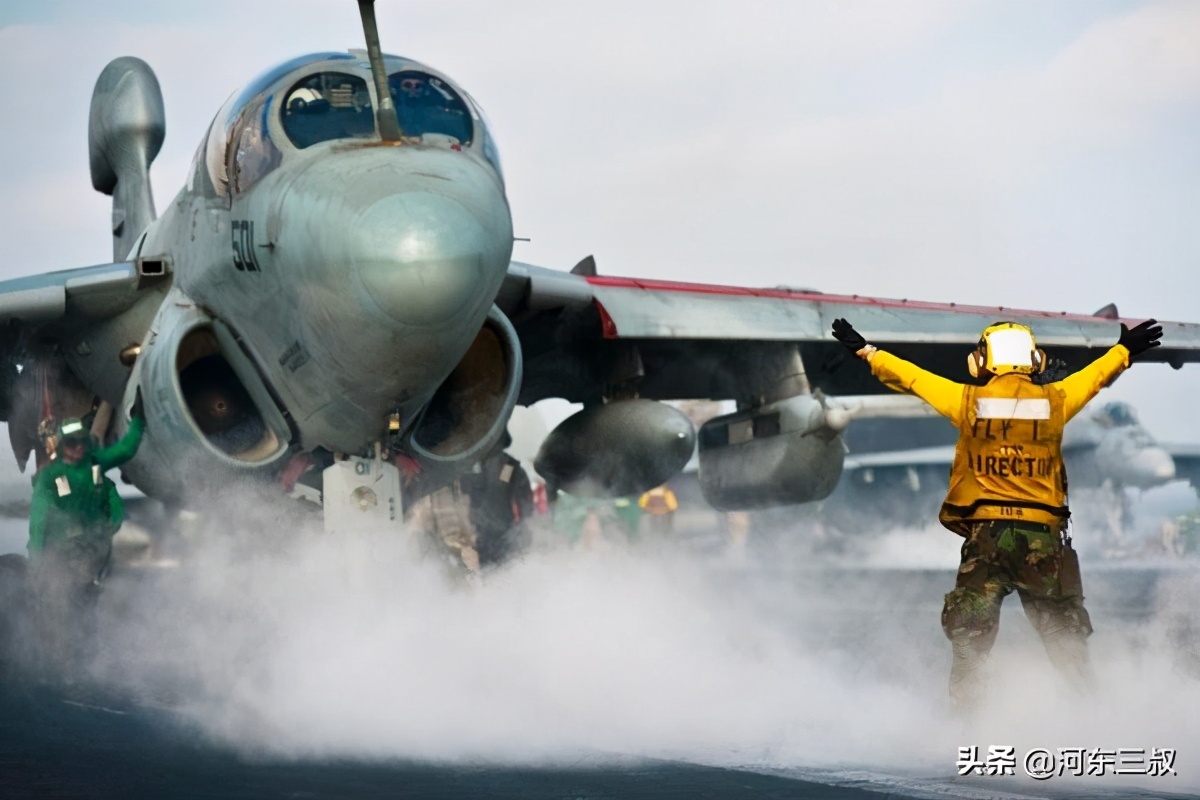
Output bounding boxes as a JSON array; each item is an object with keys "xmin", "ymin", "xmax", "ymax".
[{"xmin": 231, "ymin": 219, "xmax": 261, "ymax": 272}]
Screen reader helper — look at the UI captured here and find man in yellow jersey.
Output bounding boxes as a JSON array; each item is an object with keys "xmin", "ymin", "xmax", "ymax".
[{"xmin": 830, "ymin": 316, "xmax": 1163, "ymax": 708}]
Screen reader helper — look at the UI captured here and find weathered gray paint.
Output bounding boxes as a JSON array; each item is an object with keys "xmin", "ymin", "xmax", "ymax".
[
  {"xmin": 0, "ymin": 51, "xmax": 516, "ymax": 505},
  {"xmin": 0, "ymin": 263, "xmax": 138, "ymax": 322},
  {"xmin": 88, "ymin": 57, "xmax": 165, "ymax": 262},
  {"xmin": 587, "ymin": 281, "xmax": 1200, "ymax": 357},
  {"xmin": 535, "ymin": 398, "xmax": 694, "ymax": 497},
  {"xmin": 698, "ymin": 394, "xmax": 845, "ymax": 509},
  {"xmin": 116, "ymin": 287, "xmax": 291, "ymax": 504}
]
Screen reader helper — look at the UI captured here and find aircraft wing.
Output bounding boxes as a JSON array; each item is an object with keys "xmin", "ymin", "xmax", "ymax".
[
  {"xmin": 838, "ymin": 446, "xmax": 954, "ymax": 519},
  {"xmin": 501, "ymin": 262, "xmax": 1200, "ymax": 404},
  {"xmin": 0, "ymin": 261, "xmax": 158, "ymax": 468},
  {"xmin": 0, "ymin": 262, "xmax": 142, "ymax": 324},
  {"xmin": 0, "ymin": 260, "xmax": 145, "ymax": 370},
  {"xmin": 0, "ymin": 260, "xmax": 145, "ymax": 396},
  {"xmin": 843, "ymin": 446, "xmax": 955, "ymax": 471}
]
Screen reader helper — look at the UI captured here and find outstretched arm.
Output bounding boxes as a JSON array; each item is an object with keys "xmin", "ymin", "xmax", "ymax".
[
  {"xmin": 831, "ymin": 318, "xmax": 966, "ymax": 425},
  {"xmin": 1055, "ymin": 320, "xmax": 1161, "ymax": 422},
  {"xmin": 1056, "ymin": 345, "xmax": 1128, "ymax": 422},
  {"xmin": 94, "ymin": 414, "xmax": 145, "ymax": 471},
  {"xmin": 867, "ymin": 351, "xmax": 967, "ymax": 425}
]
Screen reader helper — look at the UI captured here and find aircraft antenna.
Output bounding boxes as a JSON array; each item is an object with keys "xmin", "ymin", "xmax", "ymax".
[{"xmin": 357, "ymin": 0, "xmax": 404, "ymax": 142}]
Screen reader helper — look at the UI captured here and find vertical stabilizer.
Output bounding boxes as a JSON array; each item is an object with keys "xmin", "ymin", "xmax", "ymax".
[{"xmin": 88, "ymin": 57, "xmax": 165, "ymax": 262}]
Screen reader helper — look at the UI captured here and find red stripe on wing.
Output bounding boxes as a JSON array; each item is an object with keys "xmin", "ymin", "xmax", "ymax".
[{"xmin": 585, "ymin": 275, "xmax": 1115, "ymax": 325}]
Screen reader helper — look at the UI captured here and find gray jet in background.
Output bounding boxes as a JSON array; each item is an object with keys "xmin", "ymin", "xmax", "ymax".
[
  {"xmin": 4, "ymin": 2, "xmax": 1200, "ymax": 535},
  {"xmin": 830, "ymin": 398, "xmax": 1198, "ymax": 550}
]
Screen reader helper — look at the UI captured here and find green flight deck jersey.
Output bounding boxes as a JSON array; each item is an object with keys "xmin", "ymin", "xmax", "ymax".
[{"xmin": 27, "ymin": 416, "xmax": 145, "ymax": 555}]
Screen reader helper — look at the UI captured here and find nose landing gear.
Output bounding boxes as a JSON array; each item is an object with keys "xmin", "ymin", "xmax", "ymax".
[{"xmin": 320, "ymin": 446, "xmax": 403, "ymax": 535}]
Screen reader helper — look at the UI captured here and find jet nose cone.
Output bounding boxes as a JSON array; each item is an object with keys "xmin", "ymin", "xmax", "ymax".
[
  {"xmin": 1128, "ymin": 448, "xmax": 1176, "ymax": 486},
  {"xmin": 353, "ymin": 191, "xmax": 500, "ymax": 328}
]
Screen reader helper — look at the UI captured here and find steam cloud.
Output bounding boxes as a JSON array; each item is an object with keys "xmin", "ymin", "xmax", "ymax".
[{"xmin": 25, "ymin": 485, "xmax": 1200, "ymax": 794}]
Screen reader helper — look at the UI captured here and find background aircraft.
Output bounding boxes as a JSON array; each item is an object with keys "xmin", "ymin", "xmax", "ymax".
[
  {"xmin": 827, "ymin": 399, "xmax": 1193, "ymax": 534},
  {"xmin": 1, "ymin": 3, "xmax": 1199, "ymax": 532}
]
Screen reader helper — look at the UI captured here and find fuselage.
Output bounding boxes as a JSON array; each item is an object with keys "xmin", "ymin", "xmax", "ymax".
[
  {"xmin": 1063, "ymin": 401, "xmax": 1175, "ymax": 490},
  {"xmin": 138, "ymin": 52, "xmax": 513, "ymax": 455}
]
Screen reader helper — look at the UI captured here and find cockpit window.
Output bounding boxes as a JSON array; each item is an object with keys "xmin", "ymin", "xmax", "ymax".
[
  {"xmin": 1102, "ymin": 402, "xmax": 1137, "ymax": 427},
  {"xmin": 388, "ymin": 71, "xmax": 472, "ymax": 144},
  {"xmin": 203, "ymin": 53, "xmax": 353, "ymax": 196},
  {"xmin": 227, "ymin": 96, "xmax": 281, "ymax": 196},
  {"xmin": 281, "ymin": 72, "xmax": 375, "ymax": 149},
  {"xmin": 463, "ymin": 89, "xmax": 503, "ymax": 179}
]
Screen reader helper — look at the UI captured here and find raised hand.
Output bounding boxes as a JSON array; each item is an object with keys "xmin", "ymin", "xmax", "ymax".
[
  {"xmin": 832, "ymin": 318, "xmax": 868, "ymax": 353},
  {"xmin": 1118, "ymin": 319, "xmax": 1163, "ymax": 356}
]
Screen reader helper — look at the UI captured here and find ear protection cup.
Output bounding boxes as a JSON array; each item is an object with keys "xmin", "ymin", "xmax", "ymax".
[
  {"xmin": 1033, "ymin": 348, "xmax": 1047, "ymax": 373},
  {"xmin": 967, "ymin": 350, "xmax": 982, "ymax": 378}
]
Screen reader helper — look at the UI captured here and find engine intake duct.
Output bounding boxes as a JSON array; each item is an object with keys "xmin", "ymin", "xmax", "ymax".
[
  {"xmin": 118, "ymin": 288, "xmax": 292, "ymax": 506},
  {"xmin": 698, "ymin": 394, "xmax": 844, "ymax": 510},
  {"xmin": 535, "ymin": 399, "xmax": 695, "ymax": 498},
  {"xmin": 177, "ymin": 330, "xmax": 274, "ymax": 461},
  {"xmin": 153, "ymin": 313, "xmax": 290, "ymax": 468},
  {"xmin": 409, "ymin": 306, "xmax": 523, "ymax": 475}
]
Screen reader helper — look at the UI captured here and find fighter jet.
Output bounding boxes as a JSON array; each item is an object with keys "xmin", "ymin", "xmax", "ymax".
[{"xmin": 3, "ymin": 1, "xmax": 1200, "ymax": 532}]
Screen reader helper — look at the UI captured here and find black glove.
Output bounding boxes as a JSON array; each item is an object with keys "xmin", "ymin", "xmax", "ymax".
[
  {"xmin": 131, "ymin": 387, "xmax": 145, "ymax": 420},
  {"xmin": 1118, "ymin": 319, "xmax": 1162, "ymax": 356},
  {"xmin": 831, "ymin": 318, "xmax": 868, "ymax": 352}
]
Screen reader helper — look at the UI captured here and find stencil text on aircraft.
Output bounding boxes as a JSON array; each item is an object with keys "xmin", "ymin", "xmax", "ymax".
[{"xmin": 232, "ymin": 220, "xmax": 261, "ymax": 272}]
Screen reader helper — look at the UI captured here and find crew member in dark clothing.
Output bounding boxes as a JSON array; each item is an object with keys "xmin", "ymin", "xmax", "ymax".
[{"xmin": 459, "ymin": 433, "xmax": 534, "ymax": 567}]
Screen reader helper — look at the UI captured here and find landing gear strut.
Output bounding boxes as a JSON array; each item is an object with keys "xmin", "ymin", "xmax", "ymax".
[{"xmin": 320, "ymin": 446, "xmax": 403, "ymax": 535}]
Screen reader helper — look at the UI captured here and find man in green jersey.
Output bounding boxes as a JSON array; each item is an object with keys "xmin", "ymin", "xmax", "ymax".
[{"xmin": 27, "ymin": 398, "xmax": 145, "ymax": 669}]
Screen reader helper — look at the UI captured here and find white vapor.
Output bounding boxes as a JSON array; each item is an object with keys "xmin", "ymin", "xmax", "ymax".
[{"xmin": 75, "ymin": 492, "xmax": 1200, "ymax": 796}]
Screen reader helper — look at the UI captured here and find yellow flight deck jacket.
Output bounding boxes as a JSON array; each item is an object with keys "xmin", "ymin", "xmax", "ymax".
[{"xmin": 866, "ymin": 345, "xmax": 1131, "ymax": 532}]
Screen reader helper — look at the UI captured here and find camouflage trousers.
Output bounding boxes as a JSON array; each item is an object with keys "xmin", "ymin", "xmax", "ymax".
[
  {"xmin": 409, "ymin": 483, "xmax": 480, "ymax": 573},
  {"xmin": 941, "ymin": 519, "xmax": 1093, "ymax": 709}
]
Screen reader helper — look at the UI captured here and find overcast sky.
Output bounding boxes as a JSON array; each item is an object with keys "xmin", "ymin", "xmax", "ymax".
[{"xmin": 0, "ymin": 0, "xmax": 1198, "ymax": 438}]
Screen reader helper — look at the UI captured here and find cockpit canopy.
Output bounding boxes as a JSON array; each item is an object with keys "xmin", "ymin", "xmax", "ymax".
[
  {"xmin": 196, "ymin": 51, "xmax": 501, "ymax": 198},
  {"xmin": 280, "ymin": 70, "xmax": 375, "ymax": 149},
  {"xmin": 1099, "ymin": 402, "xmax": 1138, "ymax": 428},
  {"xmin": 386, "ymin": 71, "xmax": 473, "ymax": 145}
]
